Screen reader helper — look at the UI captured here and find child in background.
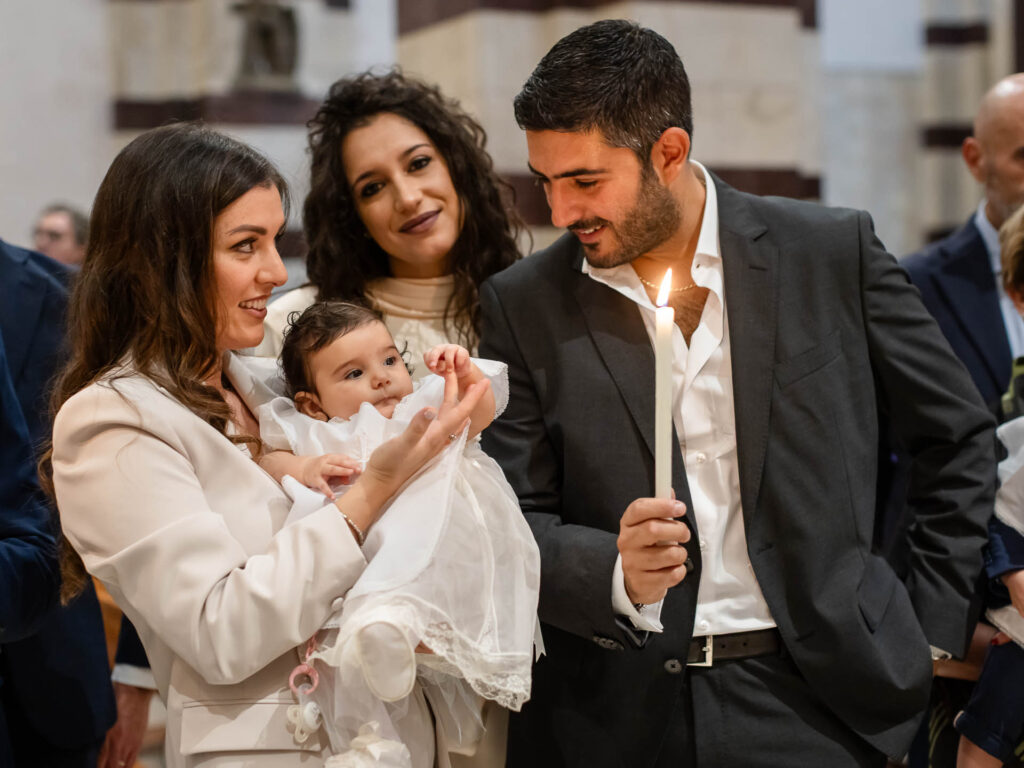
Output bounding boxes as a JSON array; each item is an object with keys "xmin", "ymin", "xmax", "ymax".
[
  {"xmin": 252, "ymin": 301, "xmax": 541, "ymax": 768},
  {"xmin": 954, "ymin": 204, "xmax": 1024, "ymax": 768}
]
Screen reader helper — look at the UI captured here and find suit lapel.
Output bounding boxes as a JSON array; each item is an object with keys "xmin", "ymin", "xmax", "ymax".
[
  {"xmin": 573, "ymin": 268, "xmax": 657, "ymax": 457},
  {"xmin": 570, "ymin": 249, "xmax": 694, "ymax": 517},
  {"xmin": 715, "ymin": 179, "xmax": 778, "ymax": 521},
  {"xmin": 931, "ymin": 224, "xmax": 1010, "ymax": 392}
]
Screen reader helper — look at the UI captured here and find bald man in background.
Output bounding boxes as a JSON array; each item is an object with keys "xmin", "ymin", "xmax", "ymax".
[{"xmin": 904, "ymin": 74, "xmax": 1024, "ymax": 407}]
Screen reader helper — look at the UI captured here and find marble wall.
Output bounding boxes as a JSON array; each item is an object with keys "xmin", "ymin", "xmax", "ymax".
[
  {"xmin": 0, "ymin": 0, "xmax": 114, "ymax": 249},
  {"xmin": 1, "ymin": 1, "xmax": 1019, "ymax": 265},
  {"xmin": 397, "ymin": 1, "xmax": 821, "ymax": 249},
  {"xmin": 0, "ymin": 0, "xmax": 395, "ymax": 291},
  {"xmin": 917, "ymin": 0, "xmax": 1016, "ymax": 243}
]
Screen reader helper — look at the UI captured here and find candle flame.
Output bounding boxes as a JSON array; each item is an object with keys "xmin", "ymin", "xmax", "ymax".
[{"xmin": 656, "ymin": 269, "xmax": 673, "ymax": 307}]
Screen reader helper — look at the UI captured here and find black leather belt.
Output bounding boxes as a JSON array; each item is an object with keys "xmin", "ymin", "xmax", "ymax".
[{"xmin": 686, "ymin": 628, "xmax": 782, "ymax": 667}]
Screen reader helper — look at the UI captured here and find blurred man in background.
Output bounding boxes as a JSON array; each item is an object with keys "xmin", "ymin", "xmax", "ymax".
[{"xmin": 32, "ymin": 203, "xmax": 88, "ymax": 268}]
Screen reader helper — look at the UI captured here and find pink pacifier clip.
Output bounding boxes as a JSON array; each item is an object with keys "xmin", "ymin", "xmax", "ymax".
[{"xmin": 288, "ymin": 632, "xmax": 320, "ymax": 696}]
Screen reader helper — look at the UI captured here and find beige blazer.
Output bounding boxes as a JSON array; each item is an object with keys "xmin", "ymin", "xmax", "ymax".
[{"xmin": 52, "ymin": 357, "xmax": 373, "ymax": 767}]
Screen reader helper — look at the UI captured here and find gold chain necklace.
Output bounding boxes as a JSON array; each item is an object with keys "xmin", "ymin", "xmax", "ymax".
[{"xmin": 636, "ymin": 273, "xmax": 698, "ymax": 293}]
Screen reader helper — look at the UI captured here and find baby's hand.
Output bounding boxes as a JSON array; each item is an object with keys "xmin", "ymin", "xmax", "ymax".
[
  {"xmin": 424, "ymin": 344, "xmax": 472, "ymax": 380},
  {"xmin": 1005, "ymin": 569, "xmax": 1024, "ymax": 620},
  {"xmin": 992, "ymin": 570, "xmax": 1024, "ymax": 647},
  {"xmin": 299, "ymin": 454, "xmax": 361, "ymax": 499}
]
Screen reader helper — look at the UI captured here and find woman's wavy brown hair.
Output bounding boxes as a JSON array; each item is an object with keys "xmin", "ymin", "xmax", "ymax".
[
  {"xmin": 304, "ymin": 69, "xmax": 524, "ymax": 348},
  {"xmin": 41, "ymin": 122, "xmax": 289, "ymax": 602}
]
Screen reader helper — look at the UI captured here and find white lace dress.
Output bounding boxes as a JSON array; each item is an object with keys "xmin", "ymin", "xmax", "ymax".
[{"xmin": 251, "ymin": 358, "xmax": 541, "ymax": 767}]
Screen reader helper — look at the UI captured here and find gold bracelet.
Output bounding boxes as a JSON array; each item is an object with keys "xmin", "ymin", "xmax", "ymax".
[{"xmin": 341, "ymin": 512, "xmax": 366, "ymax": 547}]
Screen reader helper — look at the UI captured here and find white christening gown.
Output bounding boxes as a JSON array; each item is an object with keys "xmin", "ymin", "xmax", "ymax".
[{"xmin": 253, "ymin": 358, "xmax": 542, "ymax": 767}]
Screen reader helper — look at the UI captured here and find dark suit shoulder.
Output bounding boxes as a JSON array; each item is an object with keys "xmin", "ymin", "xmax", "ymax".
[
  {"xmin": 0, "ymin": 239, "xmax": 72, "ymax": 293},
  {"xmin": 485, "ymin": 232, "xmax": 580, "ymax": 294},
  {"xmin": 715, "ymin": 180, "xmax": 868, "ymax": 255},
  {"xmin": 901, "ymin": 220, "xmax": 983, "ymax": 281},
  {"xmin": 744, "ymin": 190, "xmax": 856, "ymax": 225},
  {"xmin": 759, "ymin": 197, "xmax": 868, "ymax": 242}
]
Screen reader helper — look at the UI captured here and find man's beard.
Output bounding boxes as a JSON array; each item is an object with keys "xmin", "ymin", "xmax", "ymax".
[{"xmin": 574, "ymin": 167, "xmax": 681, "ymax": 269}]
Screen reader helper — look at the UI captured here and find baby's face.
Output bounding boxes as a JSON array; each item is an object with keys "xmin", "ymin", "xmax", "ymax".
[{"xmin": 305, "ymin": 321, "xmax": 413, "ymax": 420}]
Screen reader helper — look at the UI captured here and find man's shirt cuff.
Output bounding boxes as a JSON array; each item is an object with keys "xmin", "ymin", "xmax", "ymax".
[
  {"xmin": 612, "ymin": 554, "xmax": 665, "ymax": 632},
  {"xmin": 112, "ymin": 663, "xmax": 157, "ymax": 690}
]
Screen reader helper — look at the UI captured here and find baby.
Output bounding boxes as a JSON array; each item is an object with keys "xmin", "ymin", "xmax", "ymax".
[
  {"xmin": 251, "ymin": 301, "xmax": 541, "ymax": 768},
  {"xmin": 259, "ymin": 300, "xmax": 495, "ymax": 500}
]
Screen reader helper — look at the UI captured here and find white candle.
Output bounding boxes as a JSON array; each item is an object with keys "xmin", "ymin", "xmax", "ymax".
[{"xmin": 654, "ymin": 269, "xmax": 673, "ymax": 500}]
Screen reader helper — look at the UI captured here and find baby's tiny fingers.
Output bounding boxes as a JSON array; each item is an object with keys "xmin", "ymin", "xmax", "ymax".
[{"xmin": 314, "ymin": 479, "xmax": 335, "ymax": 500}]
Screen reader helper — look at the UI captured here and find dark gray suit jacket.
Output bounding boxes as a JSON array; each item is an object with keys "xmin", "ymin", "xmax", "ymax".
[{"xmin": 479, "ymin": 178, "xmax": 995, "ymax": 765}]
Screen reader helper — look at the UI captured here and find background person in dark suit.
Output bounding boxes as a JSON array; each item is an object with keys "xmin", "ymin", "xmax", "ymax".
[
  {"xmin": 480, "ymin": 20, "xmax": 995, "ymax": 767},
  {"xmin": 0, "ymin": 238, "xmax": 151, "ymax": 768},
  {"xmin": 0, "ymin": 312, "xmax": 60, "ymax": 766},
  {"xmin": 891, "ymin": 75, "xmax": 1024, "ymax": 768},
  {"xmin": 903, "ymin": 73, "xmax": 1024, "ymax": 409}
]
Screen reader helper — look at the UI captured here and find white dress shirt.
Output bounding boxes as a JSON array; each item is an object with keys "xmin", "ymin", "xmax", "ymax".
[
  {"xmin": 975, "ymin": 201, "xmax": 1024, "ymax": 358},
  {"xmin": 585, "ymin": 163, "xmax": 776, "ymax": 637}
]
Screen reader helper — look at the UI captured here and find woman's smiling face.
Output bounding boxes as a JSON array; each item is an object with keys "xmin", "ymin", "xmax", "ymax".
[
  {"xmin": 211, "ymin": 184, "xmax": 288, "ymax": 353},
  {"xmin": 342, "ymin": 112, "xmax": 462, "ymax": 279}
]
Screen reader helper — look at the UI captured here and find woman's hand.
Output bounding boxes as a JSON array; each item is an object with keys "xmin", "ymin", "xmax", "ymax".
[{"xmin": 338, "ymin": 371, "xmax": 489, "ymax": 530}]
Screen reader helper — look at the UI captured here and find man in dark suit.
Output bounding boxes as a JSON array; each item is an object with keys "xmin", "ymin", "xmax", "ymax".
[
  {"xmin": 0, "ymin": 319, "xmax": 61, "ymax": 765},
  {"xmin": 903, "ymin": 73, "xmax": 1024, "ymax": 408},
  {"xmin": 0, "ymin": 238, "xmax": 152, "ymax": 767},
  {"xmin": 480, "ymin": 21, "xmax": 995, "ymax": 767}
]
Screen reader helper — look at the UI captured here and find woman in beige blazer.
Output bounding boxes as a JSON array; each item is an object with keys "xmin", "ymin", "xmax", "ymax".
[{"xmin": 45, "ymin": 123, "xmax": 485, "ymax": 768}]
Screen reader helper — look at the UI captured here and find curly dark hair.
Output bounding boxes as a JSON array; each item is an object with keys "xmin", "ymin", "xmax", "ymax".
[
  {"xmin": 304, "ymin": 69, "xmax": 524, "ymax": 348},
  {"xmin": 280, "ymin": 301, "xmax": 383, "ymax": 399}
]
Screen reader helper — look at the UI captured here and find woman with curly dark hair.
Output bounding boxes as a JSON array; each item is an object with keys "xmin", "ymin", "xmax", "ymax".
[{"xmin": 255, "ymin": 69, "xmax": 523, "ymax": 374}]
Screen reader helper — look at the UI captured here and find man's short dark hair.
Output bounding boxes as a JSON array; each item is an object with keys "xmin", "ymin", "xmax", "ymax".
[{"xmin": 513, "ymin": 19, "xmax": 693, "ymax": 165}]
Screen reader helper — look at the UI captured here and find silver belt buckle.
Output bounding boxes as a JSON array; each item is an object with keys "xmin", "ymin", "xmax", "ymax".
[{"xmin": 688, "ymin": 634, "xmax": 714, "ymax": 667}]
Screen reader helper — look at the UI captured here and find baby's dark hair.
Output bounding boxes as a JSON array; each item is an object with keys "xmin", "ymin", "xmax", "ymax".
[{"xmin": 280, "ymin": 300, "xmax": 385, "ymax": 398}]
